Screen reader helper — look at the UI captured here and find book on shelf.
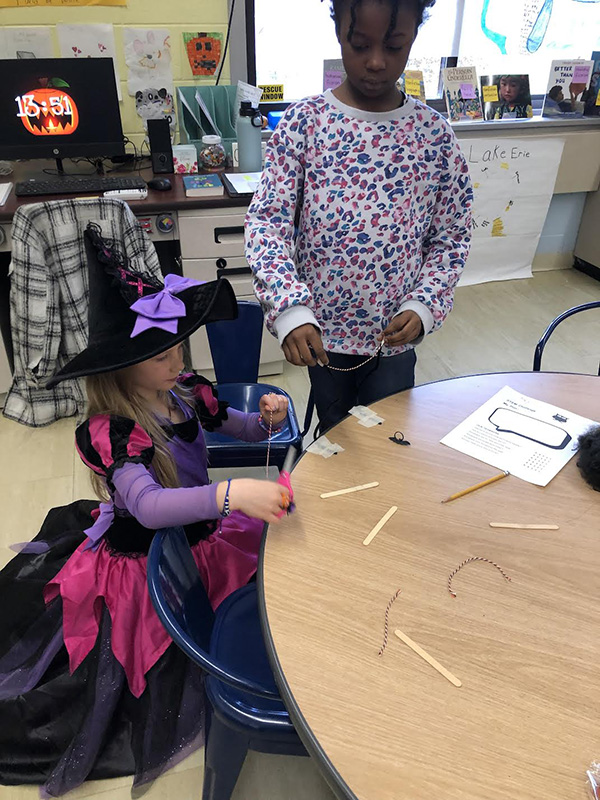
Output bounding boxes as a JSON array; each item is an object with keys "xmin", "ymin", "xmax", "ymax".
[
  {"xmin": 182, "ymin": 173, "xmax": 224, "ymax": 198},
  {"xmin": 541, "ymin": 60, "xmax": 594, "ymax": 118},
  {"xmin": 442, "ymin": 66, "xmax": 483, "ymax": 122},
  {"xmin": 400, "ymin": 70, "xmax": 426, "ymax": 103},
  {"xmin": 583, "ymin": 51, "xmax": 600, "ymax": 117},
  {"xmin": 480, "ymin": 74, "xmax": 533, "ymax": 120},
  {"xmin": 221, "ymin": 172, "xmax": 262, "ymax": 197},
  {"xmin": 323, "ymin": 58, "xmax": 346, "ymax": 91},
  {"xmin": 437, "ymin": 56, "xmax": 457, "ymax": 98}
]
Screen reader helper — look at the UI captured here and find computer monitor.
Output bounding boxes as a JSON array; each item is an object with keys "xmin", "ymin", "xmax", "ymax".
[{"xmin": 0, "ymin": 58, "xmax": 125, "ymax": 163}]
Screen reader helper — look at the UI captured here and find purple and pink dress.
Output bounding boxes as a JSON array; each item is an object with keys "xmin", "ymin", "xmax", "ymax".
[{"xmin": 0, "ymin": 374, "xmax": 267, "ymax": 797}]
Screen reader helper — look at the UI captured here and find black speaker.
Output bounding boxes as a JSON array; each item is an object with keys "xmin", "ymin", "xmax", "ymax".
[{"xmin": 147, "ymin": 118, "xmax": 174, "ymax": 174}]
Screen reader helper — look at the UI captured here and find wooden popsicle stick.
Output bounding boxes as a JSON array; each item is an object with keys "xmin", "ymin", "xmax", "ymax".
[
  {"xmin": 394, "ymin": 629, "xmax": 462, "ymax": 687},
  {"xmin": 489, "ymin": 523, "xmax": 559, "ymax": 530},
  {"xmin": 321, "ymin": 481, "xmax": 379, "ymax": 499},
  {"xmin": 362, "ymin": 506, "xmax": 398, "ymax": 546}
]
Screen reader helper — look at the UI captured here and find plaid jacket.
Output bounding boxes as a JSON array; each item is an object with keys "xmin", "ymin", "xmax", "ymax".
[{"xmin": 3, "ymin": 198, "xmax": 162, "ymax": 427}]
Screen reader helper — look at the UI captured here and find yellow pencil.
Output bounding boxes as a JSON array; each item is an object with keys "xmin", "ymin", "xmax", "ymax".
[{"xmin": 441, "ymin": 470, "xmax": 509, "ymax": 504}]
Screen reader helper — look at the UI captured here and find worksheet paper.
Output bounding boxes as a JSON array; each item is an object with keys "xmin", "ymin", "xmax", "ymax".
[{"xmin": 440, "ymin": 385, "xmax": 597, "ymax": 486}]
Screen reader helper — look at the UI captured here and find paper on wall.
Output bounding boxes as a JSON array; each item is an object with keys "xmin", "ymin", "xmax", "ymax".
[
  {"xmin": 123, "ymin": 28, "xmax": 175, "ymax": 131},
  {"xmin": 0, "ymin": 0, "xmax": 125, "ymax": 5},
  {"xmin": 0, "ymin": 27, "xmax": 53, "ymax": 59},
  {"xmin": 57, "ymin": 24, "xmax": 121, "ymax": 100},
  {"xmin": 123, "ymin": 28, "xmax": 173, "ymax": 96},
  {"xmin": 459, "ymin": 137, "xmax": 564, "ymax": 286},
  {"xmin": 183, "ymin": 31, "xmax": 223, "ymax": 77},
  {"xmin": 440, "ymin": 385, "xmax": 597, "ymax": 486}
]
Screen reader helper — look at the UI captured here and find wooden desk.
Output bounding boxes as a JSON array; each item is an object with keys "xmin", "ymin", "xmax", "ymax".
[
  {"xmin": 0, "ymin": 166, "xmax": 249, "ymax": 224},
  {"xmin": 260, "ymin": 372, "xmax": 600, "ymax": 800}
]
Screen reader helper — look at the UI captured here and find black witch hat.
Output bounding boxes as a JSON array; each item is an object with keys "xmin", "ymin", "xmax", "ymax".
[{"xmin": 47, "ymin": 222, "xmax": 237, "ymax": 388}]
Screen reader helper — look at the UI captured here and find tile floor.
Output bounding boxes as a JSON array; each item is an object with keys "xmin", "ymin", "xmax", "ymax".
[{"xmin": 1, "ymin": 269, "xmax": 599, "ymax": 800}]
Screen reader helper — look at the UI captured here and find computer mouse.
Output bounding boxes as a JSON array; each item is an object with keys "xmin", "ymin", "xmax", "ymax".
[{"xmin": 147, "ymin": 177, "xmax": 172, "ymax": 191}]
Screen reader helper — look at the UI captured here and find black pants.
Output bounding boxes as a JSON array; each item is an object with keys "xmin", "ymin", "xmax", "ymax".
[{"xmin": 308, "ymin": 349, "xmax": 417, "ymax": 434}]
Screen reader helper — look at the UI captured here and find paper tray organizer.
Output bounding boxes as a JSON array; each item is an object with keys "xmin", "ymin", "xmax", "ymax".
[{"xmin": 177, "ymin": 85, "xmax": 237, "ymax": 159}]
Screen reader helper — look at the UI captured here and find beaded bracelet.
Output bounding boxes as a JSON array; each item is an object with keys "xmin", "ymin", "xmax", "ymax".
[
  {"xmin": 258, "ymin": 414, "xmax": 284, "ymax": 434},
  {"xmin": 221, "ymin": 479, "xmax": 232, "ymax": 517}
]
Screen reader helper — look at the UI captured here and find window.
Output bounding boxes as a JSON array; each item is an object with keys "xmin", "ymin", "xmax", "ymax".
[{"xmin": 251, "ymin": 0, "xmax": 600, "ymax": 100}]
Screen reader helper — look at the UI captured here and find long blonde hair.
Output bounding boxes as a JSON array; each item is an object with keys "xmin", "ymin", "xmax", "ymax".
[{"xmin": 85, "ymin": 369, "xmax": 191, "ymax": 501}]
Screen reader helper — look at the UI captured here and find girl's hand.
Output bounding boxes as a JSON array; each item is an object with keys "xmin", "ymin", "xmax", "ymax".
[
  {"xmin": 259, "ymin": 393, "xmax": 289, "ymax": 427},
  {"xmin": 379, "ymin": 311, "xmax": 424, "ymax": 347},
  {"xmin": 283, "ymin": 324, "xmax": 329, "ymax": 367},
  {"xmin": 217, "ymin": 479, "xmax": 290, "ymax": 525}
]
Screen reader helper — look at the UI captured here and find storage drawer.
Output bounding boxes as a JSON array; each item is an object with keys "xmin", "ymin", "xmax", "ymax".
[
  {"xmin": 179, "ymin": 207, "xmax": 248, "ymax": 260},
  {"xmin": 181, "ymin": 256, "xmax": 253, "ymax": 294}
]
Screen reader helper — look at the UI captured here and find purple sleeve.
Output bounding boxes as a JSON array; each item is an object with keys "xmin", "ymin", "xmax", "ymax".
[
  {"xmin": 112, "ymin": 462, "xmax": 222, "ymax": 528},
  {"xmin": 219, "ymin": 409, "xmax": 269, "ymax": 442}
]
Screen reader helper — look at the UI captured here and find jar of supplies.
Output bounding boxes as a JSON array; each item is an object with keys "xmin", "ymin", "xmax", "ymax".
[{"xmin": 199, "ymin": 135, "xmax": 227, "ymax": 171}]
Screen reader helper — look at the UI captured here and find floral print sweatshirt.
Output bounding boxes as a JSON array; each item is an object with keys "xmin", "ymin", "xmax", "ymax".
[{"xmin": 245, "ymin": 90, "xmax": 473, "ymax": 356}]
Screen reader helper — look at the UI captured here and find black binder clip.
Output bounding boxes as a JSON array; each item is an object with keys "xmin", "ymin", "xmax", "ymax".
[{"xmin": 389, "ymin": 431, "xmax": 410, "ymax": 446}]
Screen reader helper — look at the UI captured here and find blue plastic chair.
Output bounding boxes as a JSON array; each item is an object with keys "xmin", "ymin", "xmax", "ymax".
[
  {"xmin": 205, "ymin": 301, "xmax": 304, "ymax": 468},
  {"xmin": 533, "ymin": 301, "xmax": 600, "ymax": 374},
  {"xmin": 147, "ymin": 527, "xmax": 306, "ymax": 800}
]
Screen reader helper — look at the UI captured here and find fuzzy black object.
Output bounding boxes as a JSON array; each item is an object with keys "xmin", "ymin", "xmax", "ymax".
[{"xmin": 577, "ymin": 425, "xmax": 600, "ymax": 491}]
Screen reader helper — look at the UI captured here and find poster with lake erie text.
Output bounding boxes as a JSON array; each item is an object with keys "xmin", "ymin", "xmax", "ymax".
[{"xmin": 459, "ymin": 137, "xmax": 564, "ymax": 286}]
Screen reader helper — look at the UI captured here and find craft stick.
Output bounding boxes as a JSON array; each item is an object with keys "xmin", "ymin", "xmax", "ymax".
[
  {"xmin": 394, "ymin": 629, "xmax": 462, "ymax": 687},
  {"xmin": 321, "ymin": 481, "xmax": 379, "ymax": 499},
  {"xmin": 489, "ymin": 523, "xmax": 559, "ymax": 530},
  {"xmin": 441, "ymin": 470, "xmax": 509, "ymax": 504},
  {"xmin": 363, "ymin": 506, "xmax": 397, "ymax": 546}
]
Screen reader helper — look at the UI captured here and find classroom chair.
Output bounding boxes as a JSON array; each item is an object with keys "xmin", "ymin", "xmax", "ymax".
[
  {"xmin": 533, "ymin": 301, "xmax": 600, "ymax": 374},
  {"xmin": 147, "ymin": 526, "xmax": 306, "ymax": 800},
  {"xmin": 204, "ymin": 300, "xmax": 308, "ymax": 468}
]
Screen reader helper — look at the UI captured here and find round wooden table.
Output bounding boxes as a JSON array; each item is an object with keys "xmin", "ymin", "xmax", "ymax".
[{"xmin": 259, "ymin": 373, "xmax": 600, "ymax": 800}]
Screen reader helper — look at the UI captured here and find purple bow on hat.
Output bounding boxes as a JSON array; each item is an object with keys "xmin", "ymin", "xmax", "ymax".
[{"xmin": 130, "ymin": 274, "xmax": 204, "ymax": 338}]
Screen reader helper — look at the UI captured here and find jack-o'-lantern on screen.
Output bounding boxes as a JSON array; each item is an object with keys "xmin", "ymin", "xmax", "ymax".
[{"xmin": 15, "ymin": 80, "xmax": 79, "ymax": 136}]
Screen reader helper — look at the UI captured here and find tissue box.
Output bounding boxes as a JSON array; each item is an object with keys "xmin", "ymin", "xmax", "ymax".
[{"xmin": 172, "ymin": 144, "xmax": 198, "ymax": 174}]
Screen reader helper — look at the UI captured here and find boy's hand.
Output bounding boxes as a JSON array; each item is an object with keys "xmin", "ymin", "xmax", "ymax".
[
  {"xmin": 259, "ymin": 393, "xmax": 289, "ymax": 427},
  {"xmin": 283, "ymin": 324, "xmax": 329, "ymax": 367},
  {"xmin": 379, "ymin": 311, "xmax": 423, "ymax": 347}
]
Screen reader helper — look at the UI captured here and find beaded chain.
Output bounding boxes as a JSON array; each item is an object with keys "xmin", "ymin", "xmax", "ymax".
[
  {"xmin": 265, "ymin": 405, "xmax": 273, "ymax": 478},
  {"xmin": 323, "ymin": 341, "xmax": 384, "ymax": 372},
  {"xmin": 448, "ymin": 557, "xmax": 512, "ymax": 598},
  {"xmin": 378, "ymin": 588, "xmax": 402, "ymax": 656}
]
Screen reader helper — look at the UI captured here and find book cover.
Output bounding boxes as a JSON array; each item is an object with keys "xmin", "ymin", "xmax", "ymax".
[
  {"xmin": 583, "ymin": 51, "xmax": 600, "ymax": 117},
  {"xmin": 541, "ymin": 60, "xmax": 594, "ymax": 118},
  {"xmin": 182, "ymin": 173, "xmax": 223, "ymax": 197},
  {"xmin": 323, "ymin": 58, "xmax": 346, "ymax": 92},
  {"xmin": 480, "ymin": 74, "xmax": 533, "ymax": 120},
  {"xmin": 400, "ymin": 70, "xmax": 426, "ymax": 103},
  {"xmin": 442, "ymin": 66, "xmax": 483, "ymax": 122}
]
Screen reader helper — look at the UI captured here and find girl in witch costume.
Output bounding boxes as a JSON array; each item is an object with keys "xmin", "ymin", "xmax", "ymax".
[{"xmin": 0, "ymin": 223, "xmax": 291, "ymax": 797}]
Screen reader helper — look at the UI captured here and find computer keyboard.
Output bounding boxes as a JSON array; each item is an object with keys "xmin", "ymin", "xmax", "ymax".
[{"xmin": 15, "ymin": 176, "xmax": 147, "ymax": 198}]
